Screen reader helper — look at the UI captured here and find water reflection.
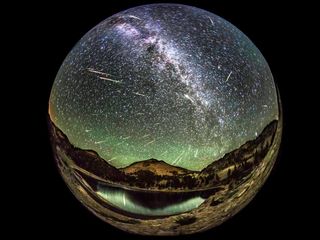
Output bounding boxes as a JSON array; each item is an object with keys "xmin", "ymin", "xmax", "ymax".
[{"xmin": 96, "ymin": 184, "xmax": 206, "ymax": 216}]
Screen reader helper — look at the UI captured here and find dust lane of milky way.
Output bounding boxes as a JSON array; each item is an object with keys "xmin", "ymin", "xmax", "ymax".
[{"xmin": 49, "ymin": 4, "xmax": 278, "ymax": 171}]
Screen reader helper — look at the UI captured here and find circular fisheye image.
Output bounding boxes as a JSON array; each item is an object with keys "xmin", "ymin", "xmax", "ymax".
[{"xmin": 49, "ymin": 4, "xmax": 282, "ymax": 235}]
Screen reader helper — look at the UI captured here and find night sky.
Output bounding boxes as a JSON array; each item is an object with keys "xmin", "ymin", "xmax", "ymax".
[{"xmin": 49, "ymin": 4, "xmax": 279, "ymax": 171}]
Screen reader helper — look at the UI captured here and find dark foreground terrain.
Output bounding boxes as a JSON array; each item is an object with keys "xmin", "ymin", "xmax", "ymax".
[{"xmin": 49, "ymin": 116, "xmax": 281, "ymax": 235}]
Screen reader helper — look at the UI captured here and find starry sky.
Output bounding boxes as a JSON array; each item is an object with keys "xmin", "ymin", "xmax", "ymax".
[{"xmin": 49, "ymin": 4, "xmax": 279, "ymax": 171}]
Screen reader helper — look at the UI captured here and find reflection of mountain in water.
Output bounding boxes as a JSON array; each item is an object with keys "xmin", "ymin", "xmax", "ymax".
[
  {"xmin": 96, "ymin": 183, "xmax": 206, "ymax": 216},
  {"xmin": 49, "ymin": 117, "xmax": 278, "ymax": 191}
]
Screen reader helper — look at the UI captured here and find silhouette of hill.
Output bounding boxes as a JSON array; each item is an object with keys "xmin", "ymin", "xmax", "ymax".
[
  {"xmin": 120, "ymin": 159, "xmax": 195, "ymax": 176},
  {"xmin": 49, "ymin": 117, "xmax": 278, "ymax": 191}
]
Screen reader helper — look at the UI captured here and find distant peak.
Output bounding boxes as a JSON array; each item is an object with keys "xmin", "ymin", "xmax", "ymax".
[{"xmin": 120, "ymin": 158, "xmax": 194, "ymax": 176}]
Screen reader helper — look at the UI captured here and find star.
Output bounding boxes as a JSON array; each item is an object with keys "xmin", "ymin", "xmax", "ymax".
[{"xmin": 49, "ymin": 4, "xmax": 279, "ymax": 171}]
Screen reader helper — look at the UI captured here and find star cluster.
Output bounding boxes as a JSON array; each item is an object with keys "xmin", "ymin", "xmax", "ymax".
[{"xmin": 49, "ymin": 4, "xmax": 279, "ymax": 171}]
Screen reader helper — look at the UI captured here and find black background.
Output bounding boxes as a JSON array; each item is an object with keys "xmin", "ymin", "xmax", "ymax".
[{"xmin": 14, "ymin": 0, "xmax": 313, "ymax": 238}]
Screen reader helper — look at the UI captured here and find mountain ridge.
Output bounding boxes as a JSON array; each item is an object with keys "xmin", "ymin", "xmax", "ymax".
[
  {"xmin": 49, "ymin": 116, "xmax": 278, "ymax": 190},
  {"xmin": 120, "ymin": 158, "xmax": 195, "ymax": 176}
]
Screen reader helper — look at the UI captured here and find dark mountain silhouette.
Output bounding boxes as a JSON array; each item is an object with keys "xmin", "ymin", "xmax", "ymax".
[
  {"xmin": 49, "ymin": 117, "xmax": 278, "ymax": 191},
  {"xmin": 120, "ymin": 159, "xmax": 195, "ymax": 176}
]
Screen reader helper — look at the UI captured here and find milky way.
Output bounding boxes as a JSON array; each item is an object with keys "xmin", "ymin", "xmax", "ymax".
[{"xmin": 49, "ymin": 4, "xmax": 279, "ymax": 171}]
